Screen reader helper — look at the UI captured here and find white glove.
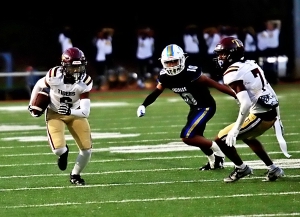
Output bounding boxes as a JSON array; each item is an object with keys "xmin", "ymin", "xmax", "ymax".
[
  {"xmin": 225, "ymin": 127, "xmax": 239, "ymax": 147},
  {"xmin": 58, "ymin": 103, "xmax": 71, "ymax": 115},
  {"xmin": 137, "ymin": 105, "xmax": 145, "ymax": 117}
]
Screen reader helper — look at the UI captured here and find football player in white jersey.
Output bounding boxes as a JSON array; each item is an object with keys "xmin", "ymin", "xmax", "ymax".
[
  {"xmin": 28, "ymin": 47, "xmax": 93, "ymax": 185},
  {"xmin": 213, "ymin": 37, "xmax": 285, "ymax": 182}
]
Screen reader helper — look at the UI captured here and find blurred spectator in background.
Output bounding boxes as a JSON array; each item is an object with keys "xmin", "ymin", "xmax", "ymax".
[
  {"xmin": 92, "ymin": 28, "xmax": 113, "ymax": 90},
  {"xmin": 58, "ymin": 26, "xmax": 73, "ymax": 53},
  {"xmin": 203, "ymin": 26, "xmax": 222, "ymax": 82},
  {"xmin": 239, "ymin": 26, "xmax": 258, "ymax": 63},
  {"xmin": 219, "ymin": 25, "xmax": 238, "ymax": 39},
  {"xmin": 102, "ymin": 27, "xmax": 115, "ymax": 71},
  {"xmin": 25, "ymin": 65, "xmax": 40, "ymax": 97},
  {"xmin": 136, "ymin": 27, "xmax": 155, "ymax": 88},
  {"xmin": 257, "ymin": 19, "xmax": 281, "ymax": 84},
  {"xmin": 257, "ymin": 19, "xmax": 281, "ymax": 58},
  {"xmin": 183, "ymin": 24, "xmax": 202, "ymax": 67}
]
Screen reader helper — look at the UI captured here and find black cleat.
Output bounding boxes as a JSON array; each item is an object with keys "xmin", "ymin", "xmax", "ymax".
[
  {"xmin": 57, "ymin": 145, "xmax": 69, "ymax": 171},
  {"xmin": 199, "ymin": 155, "xmax": 224, "ymax": 170},
  {"xmin": 70, "ymin": 173, "xmax": 85, "ymax": 185},
  {"xmin": 265, "ymin": 167, "xmax": 284, "ymax": 181},
  {"xmin": 224, "ymin": 165, "xmax": 253, "ymax": 183}
]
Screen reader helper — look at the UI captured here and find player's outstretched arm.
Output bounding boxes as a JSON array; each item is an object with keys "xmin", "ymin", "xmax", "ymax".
[
  {"xmin": 136, "ymin": 85, "xmax": 164, "ymax": 117},
  {"xmin": 198, "ymin": 74, "xmax": 236, "ymax": 99}
]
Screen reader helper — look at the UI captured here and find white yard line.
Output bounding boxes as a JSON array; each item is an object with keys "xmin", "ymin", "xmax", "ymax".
[{"xmin": 1, "ymin": 191, "xmax": 300, "ymax": 210}]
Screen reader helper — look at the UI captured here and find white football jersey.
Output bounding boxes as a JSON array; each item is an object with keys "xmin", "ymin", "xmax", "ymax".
[
  {"xmin": 45, "ymin": 66, "xmax": 93, "ymax": 112},
  {"xmin": 223, "ymin": 60, "xmax": 278, "ymax": 114}
]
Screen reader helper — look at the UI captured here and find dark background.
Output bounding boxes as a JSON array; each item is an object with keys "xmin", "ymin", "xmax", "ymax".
[{"xmin": 0, "ymin": 0, "xmax": 294, "ymax": 72}]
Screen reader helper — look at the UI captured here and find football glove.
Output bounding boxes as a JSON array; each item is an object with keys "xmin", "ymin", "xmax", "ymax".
[
  {"xmin": 137, "ymin": 105, "xmax": 145, "ymax": 117},
  {"xmin": 58, "ymin": 103, "xmax": 71, "ymax": 115},
  {"xmin": 28, "ymin": 105, "xmax": 41, "ymax": 117},
  {"xmin": 225, "ymin": 128, "xmax": 239, "ymax": 147}
]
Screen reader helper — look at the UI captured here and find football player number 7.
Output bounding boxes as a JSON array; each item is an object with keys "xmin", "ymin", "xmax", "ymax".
[{"xmin": 251, "ymin": 68, "xmax": 266, "ymax": 91}]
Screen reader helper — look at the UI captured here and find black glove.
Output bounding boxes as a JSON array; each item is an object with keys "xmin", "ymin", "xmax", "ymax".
[
  {"xmin": 58, "ymin": 103, "xmax": 71, "ymax": 115},
  {"xmin": 28, "ymin": 105, "xmax": 41, "ymax": 117}
]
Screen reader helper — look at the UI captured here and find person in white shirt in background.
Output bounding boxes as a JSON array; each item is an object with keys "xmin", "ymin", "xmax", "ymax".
[
  {"xmin": 102, "ymin": 28, "xmax": 115, "ymax": 71},
  {"xmin": 183, "ymin": 24, "xmax": 201, "ymax": 67},
  {"xmin": 257, "ymin": 20, "xmax": 281, "ymax": 84},
  {"xmin": 203, "ymin": 26, "xmax": 221, "ymax": 82},
  {"xmin": 58, "ymin": 26, "xmax": 73, "ymax": 53},
  {"xmin": 257, "ymin": 20, "xmax": 281, "ymax": 57},
  {"xmin": 93, "ymin": 29, "xmax": 111, "ymax": 90},
  {"xmin": 242, "ymin": 26, "xmax": 258, "ymax": 63},
  {"xmin": 136, "ymin": 27, "xmax": 155, "ymax": 88}
]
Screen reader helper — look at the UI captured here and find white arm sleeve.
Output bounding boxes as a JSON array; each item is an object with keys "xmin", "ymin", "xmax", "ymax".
[
  {"xmin": 233, "ymin": 91, "xmax": 252, "ymax": 130},
  {"xmin": 70, "ymin": 98, "xmax": 90, "ymax": 118},
  {"xmin": 29, "ymin": 77, "xmax": 47, "ymax": 105}
]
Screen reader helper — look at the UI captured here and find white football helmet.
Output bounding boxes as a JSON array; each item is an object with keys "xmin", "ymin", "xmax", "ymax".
[{"xmin": 160, "ymin": 44, "xmax": 186, "ymax": 76}]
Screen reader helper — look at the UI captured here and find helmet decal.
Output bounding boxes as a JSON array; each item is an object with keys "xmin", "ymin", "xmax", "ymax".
[{"xmin": 166, "ymin": 45, "xmax": 174, "ymax": 57}]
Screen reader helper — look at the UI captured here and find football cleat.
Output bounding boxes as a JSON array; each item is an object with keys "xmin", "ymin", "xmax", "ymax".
[
  {"xmin": 199, "ymin": 155, "xmax": 224, "ymax": 170},
  {"xmin": 265, "ymin": 167, "xmax": 284, "ymax": 181},
  {"xmin": 224, "ymin": 165, "xmax": 253, "ymax": 183},
  {"xmin": 70, "ymin": 173, "xmax": 85, "ymax": 185},
  {"xmin": 57, "ymin": 145, "xmax": 69, "ymax": 171}
]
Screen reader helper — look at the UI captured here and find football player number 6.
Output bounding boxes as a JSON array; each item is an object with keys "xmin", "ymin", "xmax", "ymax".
[{"xmin": 60, "ymin": 97, "xmax": 73, "ymax": 107}]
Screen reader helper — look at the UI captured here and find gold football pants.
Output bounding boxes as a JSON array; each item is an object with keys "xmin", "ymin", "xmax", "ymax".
[
  {"xmin": 218, "ymin": 113, "xmax": 276, "ymax": 141},
  {"xmin": 45, "ymin": 109, "xmax": 92, "ymax": 150}
]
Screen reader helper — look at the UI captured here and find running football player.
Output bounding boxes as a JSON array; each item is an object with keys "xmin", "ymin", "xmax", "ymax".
[
  {"xmin": 136, "ymin": 44, "xmax": 237, "ymax": 170},
  {"xmin": 28, "ymin": 47, "xmax": 93, "ymax": 185}
]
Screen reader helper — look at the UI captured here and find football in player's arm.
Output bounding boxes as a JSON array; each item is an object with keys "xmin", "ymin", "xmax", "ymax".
[
  {"xmin": 137, "ymin": 44, "xmax": 237, "ymax": 171},
  {"xmin": 28, "ymin": 47, "xmax": 93, "ymax": 185}
]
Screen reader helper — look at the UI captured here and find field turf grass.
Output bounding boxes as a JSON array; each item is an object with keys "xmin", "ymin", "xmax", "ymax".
[{"xmin": 0, "ymin": 83, "xmax": 299, "ymax": 217}]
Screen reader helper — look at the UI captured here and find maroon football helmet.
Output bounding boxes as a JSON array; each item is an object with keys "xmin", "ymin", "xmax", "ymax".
[
  {"xmin": 214, "ymin": 37, "xmax": 244, "ymax": 69},
  {"xmin": 61, "ymin": 47, "xmax": 87, "ymax": 82}
]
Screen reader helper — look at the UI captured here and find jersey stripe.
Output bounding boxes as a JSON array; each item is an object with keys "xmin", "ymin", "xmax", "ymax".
[
  {"xmin": 48, "ymin": 66, "xmax": 59, "ymax": 78},
  {"xmin": 83, "ymin": 75, "xmax": 92, "ymax": 86},
  {"xmin": 223, "ymin": 66, "xmax": 239, "ymax": 76}
]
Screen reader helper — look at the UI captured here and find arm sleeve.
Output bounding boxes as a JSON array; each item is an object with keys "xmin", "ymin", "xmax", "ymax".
[
  {"xmin": 29, "ymin": 77, "xmax": 48, "ymax": 105},
  {"xmin": 70, "ymin": 98, "xmax": 90, "ymax": 118},
  {"xmin": 142, "ymin": 88, "xmax": 163, "ymax": 107},
  {"xmin": 232, "ymin": 90, "xmax": 252, "ymax": 130}
]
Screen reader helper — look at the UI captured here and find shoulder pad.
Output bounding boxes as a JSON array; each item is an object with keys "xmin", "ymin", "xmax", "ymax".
[
  {"xmin": 46, "ymin": 66, "xmax": 63, "ymax": 85},
  {"xmin": 160, "ymin": 69, "xmax": 167, "ymax": 75},
  {"xmin": 82, "ymin": 74, "xmax": 93, "ymax": 86},
  {"xmin": 47, "ymin": 66, "xmax": 62, "ymax": 79},
  {"xmin": 223, "ymin": 65, "xmax": 239, "ymax": 76}
]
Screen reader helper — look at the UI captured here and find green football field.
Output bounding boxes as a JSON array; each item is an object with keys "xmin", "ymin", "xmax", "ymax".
[{"xmin": 0, "ymin": 83, "xmax": 299, "ymax": 217}]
